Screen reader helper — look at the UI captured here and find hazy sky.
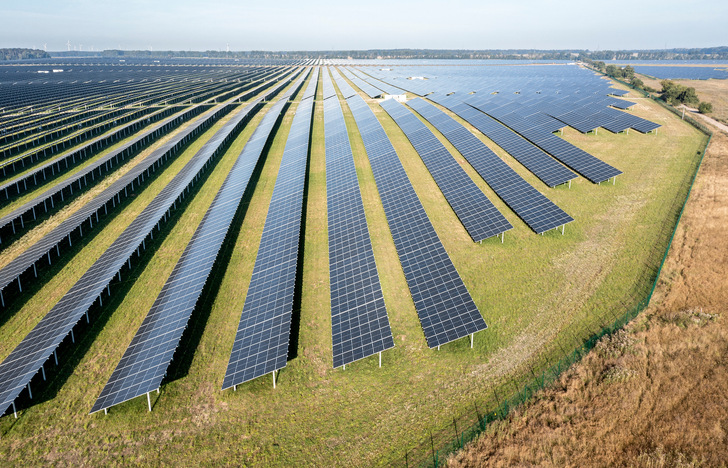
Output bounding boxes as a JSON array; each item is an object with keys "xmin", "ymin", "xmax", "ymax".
[{"xmin": 1, "ymin": 0, "xmax": 725, "ymax": 51}]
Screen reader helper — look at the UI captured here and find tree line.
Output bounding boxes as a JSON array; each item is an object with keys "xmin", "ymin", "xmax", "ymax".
[{"xmin": 0, "ymin": 48, "xmax": 51, "ymax": 61}]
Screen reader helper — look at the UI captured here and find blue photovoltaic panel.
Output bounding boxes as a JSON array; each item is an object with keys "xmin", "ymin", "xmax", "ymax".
[
  {"xmin": 0, "ymin": 69, "xmax": 299, "ymax": 419},
  {"xmin": 406, "ymin": 98, "xmax": 573, "ymax": 234},
  {"xmin": 322, "ymin": 69, "xmax": 394, "ymax": 368},
  {"xmin": 379, "ymin": 98, "xmax": 512, "ymax": 242},
  {"xmin": 433, "ymin": 95, "xmax": 577, "ymax": 188},
  {"xmin": 341, "ymin": 89, "xmax": 486, "ymax": 348},
  {"xmin": 90, "ymin": 71, "xmax": 309, "ymax": 413},
  {"xmin": 329, "ymin": 67, "xmax": 358, "ymax": 99},
  {"xmin": 222, "ymin": 71, "xmax": 317, "ymax": 389},
  {"xmin": 340, "ymin": 68, "xmax": 385, "ymax": 98},
  {"xmin": 463, "ymin": 98, "xmax": 623, "ymax": 184}
]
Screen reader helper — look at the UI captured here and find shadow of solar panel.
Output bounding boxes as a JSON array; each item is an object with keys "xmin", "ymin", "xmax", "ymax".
[
  {"xmin": 406, "ymin": 98, "xmax": 573, "ymax": 235},
  {"xmin": 380, "ymin": 98, "xmax": 512, "ymax": 242},
  {"xmin": 222, "ymin": 72, "xmax": 317, "ymax": 390},
  {"xmin": 91, "ymin": 71, "xmax": 310, "ymax": 413},
  {"xmin": 342, "ymin": 91, "xmax": 486, "ymax": 349},
  {"xmin": 322, "ymin": 68, "xmax": 394, "ymax": 368}
]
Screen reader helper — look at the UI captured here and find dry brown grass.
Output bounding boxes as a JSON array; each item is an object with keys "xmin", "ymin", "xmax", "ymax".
[{"xmin": 449, "ymin": 101, "xmax": 728, "ymax": 468}]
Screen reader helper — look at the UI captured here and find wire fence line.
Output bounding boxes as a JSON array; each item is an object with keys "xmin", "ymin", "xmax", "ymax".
[{"xmin": 390, "ymin": 87, "xmax": 713, "ymax": 467}]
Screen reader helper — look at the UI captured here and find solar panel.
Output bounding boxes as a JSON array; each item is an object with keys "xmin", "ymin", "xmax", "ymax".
[
  {"xmin": 462, "ymin": 98, "xmax": 622, "ymax": 184},
  {"xmin": 322, "ymin": 69, "xmax": 394, "ymax": 368},
  {"xmin": 406, "ymin": 98, "xmax": 573, "ymax": 234},
  {"xmin": 222, "ymin": 70, "xmax": 317, "ymax": 390},
  {"xmin": 90, "ymin": 71, "xmax": 309, "ymax": 414},
  {"xmin": 0, "ymin": 105, "xmax": 207, "ymax": 244},
  {"xmin": 0, "ymin": 70, "xmax": 300, "ymax": 419},
  {"xmin": 430, "ymin": 95, "xmax": 576, "ymax": 188},
  {"xmin": 339, "ymin": 86, "xmax": 487, "ymax": 348},
  {"xmin": 379, "ymin": 98, "xmax": 512, "ymax": 242}
]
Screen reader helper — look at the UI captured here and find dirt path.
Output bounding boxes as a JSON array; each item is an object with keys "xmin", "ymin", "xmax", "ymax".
[{"xmin": 449, "ymin": 116, "xmax": 728, "ymax": 466}]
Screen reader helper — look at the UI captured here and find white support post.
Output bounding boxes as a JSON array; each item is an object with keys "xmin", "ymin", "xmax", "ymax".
[
  {"xmin": 272, "ymin": 371, "xmax": 276, "ymax": 389},
  {"xmin": 41, "ymin": 364, "xmax": 46, "ymax": 380},
  {"xmin": 147, "ymin": 392, "xmax": 152, "ymax": 412},
  {"xmin": 562, "ymin": 224, "xmax": 565, "ymax": 235},
  {"xmin": 613, "ymin": 176, "xmax": 616, "ymax": 185},
  {"xmin": 27, "ymin": 383, "xmax": 32, "ymax": 399},
  {"xmin": 501, "ymin": 232, "xmax": 504, "ymax": 244},
  {"xmin": 104, "ymin": 408, "xmax": 107, "ymax": 415},
  {"xmin": 437, "ymin": 345, "xmax": 440, "ymax": 351},
  {"xmin": 343, "ymin": 364, "xmax": 346, "ymax": 370},
  {"xmin": 569, "ymin": 179, "xmax": 571, "ymax": 189},
  {"xmin": 13, "ymin": 402, "xmax": 17, "ymax": 418},
  {"xmin": 470, "ymin": 333, "xmax": 474, "ymax": 349},
  {"xmin": 157, "ymin": 388, "xmax": 160, "ymax": 394},
  {"xmin": 233, "ymin": 385, "xmax": 237, "ymax": 392},
  {"xmin": 71, "ymin": 329, "xmax": 75, "ymax": 343}
]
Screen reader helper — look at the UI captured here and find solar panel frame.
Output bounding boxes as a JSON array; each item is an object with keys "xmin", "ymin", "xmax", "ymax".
[
  {"xmin": 322, "ymin": 68, "xmax": 394, "ymax": 368},
  {"xmin": 90, "ymin": 70, "xmax": 309, "ymax": 413},
  {"xmin": 222, "ymin": 70, "xmax": 317, "ymax": 390},
  {"xmin": 379, "ymin": 98, "xmax": 512, "ymax": 242},
  {"xmin": 339, "ymin": 85, "xmax": 487, "ymax": 349}
]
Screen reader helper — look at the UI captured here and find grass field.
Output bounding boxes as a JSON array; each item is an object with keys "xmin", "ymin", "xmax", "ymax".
[{"xmin": 0, "ymin": 69, "xmax": 707, "ymax": 466}]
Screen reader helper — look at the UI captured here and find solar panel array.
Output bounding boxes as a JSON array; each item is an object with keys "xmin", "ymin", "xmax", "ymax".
[
  {"xmin": 0, "ymin": 104, "xmax": 207, "ymax": 243},
  {"xmin": 0, "ymin": 69, "xmax": 299, "ymax": 418},
  {"xmin": 322, "ymin": 69, "xmax": 394, "ymax": 368},
  {"xmin": 379, "ymin": 98, "xmax": 512, "ymax": 242},
  {"xmin": 455, "ymin": 96, "xmax": 623, "ymax": 184},
  {"xmin": 406, "ymin": 98, "xmax": 573, "ymax": 234},
  {"xmin": 341, "ymin": 89, "xmax": 487, "ymax": 348},
  {"xmin": 429, "ymin": 95, "xmax": 577, "ymax": 188},
  {"xmin": 632, "ymin": 65, "xmax": 728, "ymax": 80},
  {"xmin": 91, "ymin": 70, "xmax": 308, "ymax": 413},
  {"xmin": 339, "ymin": 68, "xmax": 385, "ymax": 98},
  {"xmin": 222, "ymin": 70, "xmax": 317, "ymax": 389}
]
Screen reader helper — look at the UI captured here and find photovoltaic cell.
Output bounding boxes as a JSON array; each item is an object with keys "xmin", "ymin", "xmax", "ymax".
[
  {"xmin": 406, "ymin": 98, "xmax": 573, "ymax": 234},
  {"xmin": 0, "ymin": 69, "xmax": 299, "ymax": 419},
  {"xmin": 335, "ymin": 75, "xmax": 486, "ymax": 348},
  {"xmin": 90, "ymin": 70, "xmax": 309, "ymax": 413},
  {"xmin": 379, "ymin": 98, "xmax": 512, "ymax": 242},
  {"xmin": 322, "ymin": 68, "xmax": 394, "ymax": 368},
  {"xmin": 222, "ymin": 70, "xmax": 318, "ymax": 389}
]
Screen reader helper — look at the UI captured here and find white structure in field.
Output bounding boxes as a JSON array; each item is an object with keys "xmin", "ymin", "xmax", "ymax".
[{"xmin": 383, "ymin": 94, "xmax": 407, "ymax": 103}]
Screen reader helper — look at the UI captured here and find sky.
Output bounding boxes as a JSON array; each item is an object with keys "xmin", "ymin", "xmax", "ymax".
[{"xmin": 1, "ymin": 0, "xmax": 726, "ymax": 52}]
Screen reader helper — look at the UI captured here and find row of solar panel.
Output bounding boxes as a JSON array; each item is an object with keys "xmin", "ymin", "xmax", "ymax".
[
  {"xmin": 330, "ymin": 67, "xmax": 488, "ymax": 349},
  {"xmin": 93, "ymin": 69, "xmax": 311, "ymax": 413},
  {"xmin": 321, "ymin": 68, "xmax": 394, "ymax": 368},
  {"xmin": 0, "ymin": 69, "xmax": 303, "ymax": 418}
]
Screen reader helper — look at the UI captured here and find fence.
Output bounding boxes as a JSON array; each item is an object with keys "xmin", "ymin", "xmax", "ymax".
[{"xmin": 392, "ymin": 82, "xmax": 714, "ymax": 467}]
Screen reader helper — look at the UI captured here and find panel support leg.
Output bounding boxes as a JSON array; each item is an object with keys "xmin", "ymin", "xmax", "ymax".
[
  {"xmin": 13, "ymin": 402, "xmax": 17, "ymax": 419},
  {"xmin": 470, "ymin": 333, "xmax": 474, "ymax": 349},
  {"xmin": 379, "ymin": 352, "xmax": 382, "ymax": 368},
  {"xmin": 272, "ymin": 371, "xmax": 276, "ymax": 389},
  {"xmin": 104, "ymin": 408, "xmax": 107, "ymax": 415},
  {"xmin": 41, "ymin": 365, "xmax": 46, "ymax": 380},
  {"xmin": 562, "ymin": 224, "xmax": 565, "ymax": 235},
  {"xmin": 54, "ymin": 350, "xmax": 58, "ymax": 365},
  {"xmin": 147, "ymin": 392, "xmax": 152, "ymax": 412},
  {"xmin": 27, "ymin": 383, "xmax": 32, "ymax": 399}
]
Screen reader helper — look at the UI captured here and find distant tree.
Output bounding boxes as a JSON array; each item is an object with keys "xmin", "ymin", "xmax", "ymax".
[
  {"xmin": 698, "ymin": 102, "xmax": 713, "ymax": 114},
  {"xmin": 623, "ymin": 65, "xmax": 635, "ymax": 81},
  {"xmin": 605, "ymin": 64, "xmax": 623, "ymax": 79},
  {"xmin": 678, "ymin": 86, "xmax": 700, "ymax": 106},
  {"xmin": 595, "ymin": 61, "xmax": 606, "ymax": 71},
  {"xmin": 660, "ymin": 80, "xmax": 700, "ymax": 106},
  {"xmin": 630, "ymin": 77, "xmax": 644, "ymax": 90}
]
